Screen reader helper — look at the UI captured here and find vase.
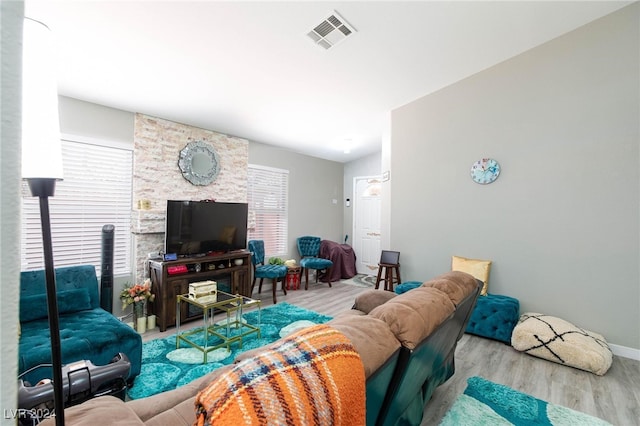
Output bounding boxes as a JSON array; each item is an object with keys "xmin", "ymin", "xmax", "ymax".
[{"xmin": 133, "ymin": 302, "xmax": 146, "ymax": 332}]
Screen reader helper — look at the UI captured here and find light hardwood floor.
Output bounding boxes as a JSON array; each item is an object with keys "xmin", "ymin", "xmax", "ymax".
[{"xmin": 143, "ymin": 277, "xmax": 640, "ymax": 425}]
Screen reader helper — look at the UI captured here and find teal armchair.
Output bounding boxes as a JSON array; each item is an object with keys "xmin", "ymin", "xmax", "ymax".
[
  {"xmin": 248, "ymin": 240, "xmax": 288, "ymax": 304},
  {"xmin": 296, "ymin": 236, "xmax": 333, "ymax": 289}
]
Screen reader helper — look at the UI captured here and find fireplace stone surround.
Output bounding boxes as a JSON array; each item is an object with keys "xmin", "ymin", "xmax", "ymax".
[{"xmin": 132, "ymin": 114, "xmax": 248, "ymax": 283}]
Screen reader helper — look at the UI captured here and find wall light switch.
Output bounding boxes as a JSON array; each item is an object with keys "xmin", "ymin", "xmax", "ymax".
[{"xmin": 332, "ymin": 199, "xmax": 338, "ymax": 204}]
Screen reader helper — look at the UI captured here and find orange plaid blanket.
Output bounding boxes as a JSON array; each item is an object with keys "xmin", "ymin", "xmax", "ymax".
[{"xmin": 194, "ymin": 324, "xmax": 365, "ymax": 426}]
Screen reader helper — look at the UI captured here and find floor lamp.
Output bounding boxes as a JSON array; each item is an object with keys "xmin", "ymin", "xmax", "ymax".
[{"xmin": 22, "ymin": 17, "xmax": 65, "ymax": 426}]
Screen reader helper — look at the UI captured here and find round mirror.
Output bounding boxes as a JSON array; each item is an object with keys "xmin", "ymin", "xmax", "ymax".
[{"xmin": 178, "ymin": 141, "xmax": 220, "ymax": 186}]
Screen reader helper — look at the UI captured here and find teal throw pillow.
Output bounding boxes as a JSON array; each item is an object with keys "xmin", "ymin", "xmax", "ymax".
[{"xmin": 20, "ymin": 288, "xmax": 92, "ymax": 322}]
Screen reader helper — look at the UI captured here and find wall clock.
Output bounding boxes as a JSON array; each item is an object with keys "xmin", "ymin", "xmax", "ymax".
[{"xmin": 470, "ymin": 158, "xmax": 501, "ymax": 184}]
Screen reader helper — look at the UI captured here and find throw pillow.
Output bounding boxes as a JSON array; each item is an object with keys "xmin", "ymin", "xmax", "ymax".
[
  {"xmin": 57, "ymin": 288, "xmax": 92, "ymax": 314},
  {"xmin": 20, "ymin": 288, "xmax": 92, "ymax": 323},
  {"xmin": 451, "ymin": 255, "xmax": 491, "ymax": 295}
]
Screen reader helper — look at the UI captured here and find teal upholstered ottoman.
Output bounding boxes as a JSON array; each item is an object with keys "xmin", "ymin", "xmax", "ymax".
[
  {"xmin": 394, "ymin": 281, "xmax": 422, "ymax": 294},
  {"xmin": 395, "ymin": 281, "xmax": 519, "ymax": 344},
  {"xmin": 465, "ymin": 294, "xmax": 520, "ymax": 344}
]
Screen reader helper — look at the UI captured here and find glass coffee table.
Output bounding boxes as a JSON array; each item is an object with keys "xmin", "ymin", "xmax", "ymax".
[{"xmin": 176, "ymin": 291, "xmax": 261, "ymax": 363}]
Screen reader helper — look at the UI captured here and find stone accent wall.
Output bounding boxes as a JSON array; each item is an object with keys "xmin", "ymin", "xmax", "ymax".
[{"xmin": 132, "ymin": 114, "xmax": 248, "ymax": 282}]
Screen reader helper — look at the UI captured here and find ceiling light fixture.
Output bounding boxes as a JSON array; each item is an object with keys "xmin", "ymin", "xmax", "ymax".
[{"xmin": 307, "ymin": 11, "xmax": 356, "ymax": 50}]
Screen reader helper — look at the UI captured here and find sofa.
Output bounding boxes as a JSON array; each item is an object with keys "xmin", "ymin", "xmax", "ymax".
[
  {"xmin": 396, "ymin": 281, "xmax": 521, "ymax": 344},
  {"xmin": 40, "ymin": 270, "xmax": 480, "ymax": 426},
  {"xmin": 19, "ymin": 265, "xmax": 142, "ymax": 385}
]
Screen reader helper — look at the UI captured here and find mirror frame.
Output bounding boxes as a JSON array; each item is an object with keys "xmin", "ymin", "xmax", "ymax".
[{"xmin": 178, "ymin": 140, "xmax": 220, "ymax": 186}]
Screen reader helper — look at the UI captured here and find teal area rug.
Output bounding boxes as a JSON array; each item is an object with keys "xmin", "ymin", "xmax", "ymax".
[
  {"xmin": 128, "ymin": 302, "xmax": 332, "ymax": 400},
  {"xmin": 440, "ymin": 376, "xmax": 611, "ymax": 426}
]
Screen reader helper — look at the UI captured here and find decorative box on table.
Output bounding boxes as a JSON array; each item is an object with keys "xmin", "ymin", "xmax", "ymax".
[{"xmin": 189, "ymin": 280, "xmax": 217, "ymax": 304}]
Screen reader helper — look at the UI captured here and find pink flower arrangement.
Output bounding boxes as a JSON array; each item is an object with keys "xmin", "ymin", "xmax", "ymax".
[{"xmin": 120, "ymin": 279, "xmax": 155, "ymax": 311}]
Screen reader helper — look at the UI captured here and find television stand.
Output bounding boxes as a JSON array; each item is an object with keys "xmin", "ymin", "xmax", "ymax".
[{"xmin": 148, "ymin": 250, "xmax": 251, "ymax": 332}]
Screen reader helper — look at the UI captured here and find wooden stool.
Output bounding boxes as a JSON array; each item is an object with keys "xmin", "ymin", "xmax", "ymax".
[{"xmin": 375, "ymin": 250, "xmax": 401, "ymax": 292}]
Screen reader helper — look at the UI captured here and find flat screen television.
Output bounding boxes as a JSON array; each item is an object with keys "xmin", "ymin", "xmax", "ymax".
[{"xmin": 165, "ymin": 200, "xmax": 248, "ymax": 257}]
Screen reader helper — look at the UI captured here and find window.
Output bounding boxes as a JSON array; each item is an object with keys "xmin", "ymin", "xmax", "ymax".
[
  {"xmin": 247, "ymin": 165, "xmax": 289, "ymax": 257},
  {"xmin": 21, "ymin": 137, "xmax": 133, "ymax": 275}
]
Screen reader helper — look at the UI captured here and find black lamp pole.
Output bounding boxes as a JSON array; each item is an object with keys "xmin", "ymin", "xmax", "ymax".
[{"xmin": 28, "ymin": 177, "xmax": 65, "ymax": 426}]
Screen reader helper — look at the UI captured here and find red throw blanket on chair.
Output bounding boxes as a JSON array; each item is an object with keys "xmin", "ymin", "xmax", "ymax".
[{"xmin": 194, "ymin": 324, "xmax": 365, "ymax": 426}]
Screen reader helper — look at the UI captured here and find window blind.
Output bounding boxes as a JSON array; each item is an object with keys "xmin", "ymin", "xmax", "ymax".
[
  {"xmin": 21, "ymin": 138, "xmax": 133, "ymax": 275},
  {"xmin": 247, "ymin": 164, "xmax": 289, "ymax": 257}
]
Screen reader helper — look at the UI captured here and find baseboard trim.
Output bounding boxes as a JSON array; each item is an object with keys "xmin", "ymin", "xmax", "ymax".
[{"xmin": 610, "ymin": 343, "xmax": 640, "ymax": 361}]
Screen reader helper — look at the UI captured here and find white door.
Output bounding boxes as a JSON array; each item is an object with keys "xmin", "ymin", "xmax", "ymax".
[{"xmin": 353, "ymin": 176, "xmax": 382, "ymax": 275}]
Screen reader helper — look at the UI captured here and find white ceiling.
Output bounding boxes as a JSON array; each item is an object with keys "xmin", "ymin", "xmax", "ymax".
[{"xmin": 26, "ymin": 1, "xmax": 630, "ymax": 163}]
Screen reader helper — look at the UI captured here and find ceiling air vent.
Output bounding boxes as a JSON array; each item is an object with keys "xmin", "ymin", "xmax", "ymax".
[{"xmin": 307, "ymin": 11, "xmax": 356, "ymax": 50}]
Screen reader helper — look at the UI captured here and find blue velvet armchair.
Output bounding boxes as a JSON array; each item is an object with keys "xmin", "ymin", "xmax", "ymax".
[
  {"xmin": 248, "ymin": 240, "xmax": 288, "ymax": 304},
  {"xmin": 296, "ymin": 236, "xmax": 333, "ymax": 289}
]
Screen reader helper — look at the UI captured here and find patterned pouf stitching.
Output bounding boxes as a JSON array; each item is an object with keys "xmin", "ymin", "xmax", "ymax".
[
  {"xmin": 511, "ymin": 313, "xmax": 613, "ymax": 375},
  {"xmin": 465, "ymin": 293, "xmax": 520, "ymax": 344}
]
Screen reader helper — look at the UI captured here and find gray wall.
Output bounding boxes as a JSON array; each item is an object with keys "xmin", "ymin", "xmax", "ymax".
[
  {"xmin": 58, "ymin": 96, "xmax": 133, "ymax": 144},
  {"xmin": 389, "ymin": 4, "xmax": 639, "ymax": 349},
  {"xmin": 57, "ymin": 96, "xmax": 345, "ymax": 265},
  {"xmin": 248, "ymin": 141, "xmax": 344, "ymax": 258}
]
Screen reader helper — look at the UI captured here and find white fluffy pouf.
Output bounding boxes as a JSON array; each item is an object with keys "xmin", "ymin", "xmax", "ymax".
[{"xmin": 511, "ymin": 313, "xmax": 613, "ymax": 376}]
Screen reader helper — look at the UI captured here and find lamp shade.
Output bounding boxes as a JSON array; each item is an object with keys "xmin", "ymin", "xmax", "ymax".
[{"xmin": 22, "ymin": 18, "xmax": 63, "ymax": 180}]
